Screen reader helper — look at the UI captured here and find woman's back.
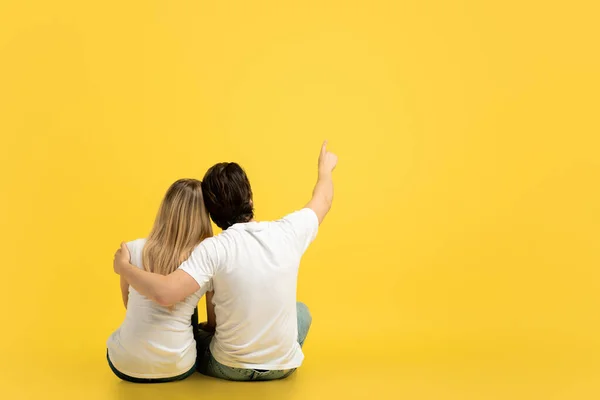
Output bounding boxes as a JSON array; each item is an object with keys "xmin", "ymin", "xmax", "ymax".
[{"xmin": 107, "ymin": 239, "xmax": 208, "ymax": 379}]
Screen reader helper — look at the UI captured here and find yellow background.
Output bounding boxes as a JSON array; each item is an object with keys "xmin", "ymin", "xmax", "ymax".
[{"xmin": 1, "ymin": 1, "xmax": 599, "ymax": 399}]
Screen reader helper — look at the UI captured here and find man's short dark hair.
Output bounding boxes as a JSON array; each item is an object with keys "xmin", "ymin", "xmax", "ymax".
[{"xmin": 201, "ymin": 162, "xmax": 254, "ymax": 230}]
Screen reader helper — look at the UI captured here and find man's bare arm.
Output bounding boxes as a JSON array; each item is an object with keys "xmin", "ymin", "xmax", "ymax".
[
  {"xmin": 305, "ymin": 141, "xmax": 338, "ymax": 224},
  {"xmin": 120, "ymin": 265, "xmax": 199, "ymax": 307},
  {"xmin": 114, "ymin": 243, "xmax": 200, "ymax": 307}
]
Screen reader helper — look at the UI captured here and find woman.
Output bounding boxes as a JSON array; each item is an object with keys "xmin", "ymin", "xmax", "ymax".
[{"xmin": 106, "ymin": 178, "xmax": 214, "ymax": 383}]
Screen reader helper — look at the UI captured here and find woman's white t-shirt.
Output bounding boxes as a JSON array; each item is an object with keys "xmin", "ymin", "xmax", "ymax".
[{"xmin": 106, "ymin": 239, "xmax": 211, "ymax": 379}]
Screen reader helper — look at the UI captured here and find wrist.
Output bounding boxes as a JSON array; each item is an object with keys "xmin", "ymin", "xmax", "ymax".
[
  {"xmin": 318, "ymin": 170, "xmax": 333, "ymax": 180},
  {"xmin": 118, "ymin": 260, "xmax": 132, "ymax": 275}
]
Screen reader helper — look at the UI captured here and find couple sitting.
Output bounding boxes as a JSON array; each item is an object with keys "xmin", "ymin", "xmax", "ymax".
[{"xmin": 108, "ymin": 141, "xmax": 338, "ymax": 382}]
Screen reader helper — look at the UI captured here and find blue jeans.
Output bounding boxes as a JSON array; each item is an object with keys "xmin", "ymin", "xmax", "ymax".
[{"xmin": 194, "ymin": 302, "xmax": 312, "ymax": 381}]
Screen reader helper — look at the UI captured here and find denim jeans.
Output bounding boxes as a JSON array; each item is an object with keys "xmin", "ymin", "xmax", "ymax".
[{"xmin": 194, "ymin": 302, "xmax": 312, "ymax": 381}]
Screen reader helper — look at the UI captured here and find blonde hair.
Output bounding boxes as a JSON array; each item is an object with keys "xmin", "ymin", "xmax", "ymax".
[{"xmin": 142, "ymin": 179, "xmax": 213, "ymax": 276}]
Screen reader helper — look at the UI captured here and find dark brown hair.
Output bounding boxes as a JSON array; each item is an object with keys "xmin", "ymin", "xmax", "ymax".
[{"xmin": 201, "ymin": 162, "xmax": 254, "ymax": 230}]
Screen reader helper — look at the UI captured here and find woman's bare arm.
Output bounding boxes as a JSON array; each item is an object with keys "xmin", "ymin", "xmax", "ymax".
[{"xmin": 120, "ymin": 275, "xmax": 129, "ymax": 309}]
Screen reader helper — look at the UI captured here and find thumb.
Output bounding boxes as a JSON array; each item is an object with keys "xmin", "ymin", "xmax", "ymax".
[{"xmin": 121, "ymin": 242, "xmax": 128, "ymax": 251}]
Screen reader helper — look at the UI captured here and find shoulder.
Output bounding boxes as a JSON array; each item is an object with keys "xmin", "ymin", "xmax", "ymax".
[
  {"xmin": 188, "ymin": 235, "xmax": 227, "ymax": 260},
  {"xmin": 126, "ymin": 238, "xmax": 146, "ymax": 268},
  {"xmin": 279, "ymin": 208, "xmax": 319, "ymax": 223},
  {"xmin": 273, "ymin": 209, "xmax": 319, "ymax": 252},
  {"xmin": 178, "ymin": 236, "xmax": 226, "ymax": 281},
  {"xmin": 277, "ymin": 208, "xmax": 319, "ymax": 231},
  {"xmin": 126, "ymin": 238, "xmax": 147, "ymax": 252}
]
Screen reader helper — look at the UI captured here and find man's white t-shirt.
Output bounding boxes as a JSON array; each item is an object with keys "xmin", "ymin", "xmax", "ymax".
[
  {"xmin": 179, "ymin": 208, "xmax": 319, "ymax": 370},
  {"xmin": 106, "ymin": 239, "xmax": 212, "ymax": 379}
]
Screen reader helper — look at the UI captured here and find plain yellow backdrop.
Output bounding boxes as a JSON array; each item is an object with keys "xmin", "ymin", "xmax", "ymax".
[{"xmin": 1, "ymin": 1, "xmax": 599, "ymax": 399}]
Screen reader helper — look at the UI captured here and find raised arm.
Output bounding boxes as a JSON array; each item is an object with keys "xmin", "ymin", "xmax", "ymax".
[
  {"xmin": 305, "ymin": 141, "xmax": 338, "ymax": 224},
  {"xmin": 113, "ymin": 242, "xmax": 201, "ymax": 307}
]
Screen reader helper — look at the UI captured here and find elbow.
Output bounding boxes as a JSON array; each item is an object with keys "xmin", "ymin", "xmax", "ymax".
[
  {"xmin": 154, "ymin": 287, "xmax": 177, "ymax": 307},
  {"xmin": 155, "ymin": 292, "xmax": 176, "ymax": 307},
  {"xmin": 152, "ymin": 276, "xmax": 179, "ymax": 307}
]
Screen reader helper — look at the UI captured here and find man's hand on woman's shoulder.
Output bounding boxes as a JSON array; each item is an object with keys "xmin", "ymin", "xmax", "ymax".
[{"xmin": 113, "ymin": 242, "xmax": 131, "ymax": 275}]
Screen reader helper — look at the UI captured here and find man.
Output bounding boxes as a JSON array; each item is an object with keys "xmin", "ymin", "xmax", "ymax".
[{"xmin": 113, "ymin": 141, "xmax": 337, "ymax": 381}]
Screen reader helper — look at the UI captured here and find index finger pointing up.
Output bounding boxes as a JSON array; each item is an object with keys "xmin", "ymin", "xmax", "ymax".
[{"xmin": 321, "ymin": 140, "xmax": 328, "ymax": 156}]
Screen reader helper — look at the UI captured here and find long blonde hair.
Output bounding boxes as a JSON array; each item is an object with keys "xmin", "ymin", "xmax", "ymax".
[{"xmin": 142, "ymin": 179, "xmax": 213, "ymax": 275}]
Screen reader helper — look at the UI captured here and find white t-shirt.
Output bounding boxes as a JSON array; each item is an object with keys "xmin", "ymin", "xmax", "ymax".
[
  {"xmin": 106, "ymin": 239, "xmax": 212, "ymax": 379},
  {"xmin": 179, "ymin": 208, "xmax": 319, "ymax": 370}
]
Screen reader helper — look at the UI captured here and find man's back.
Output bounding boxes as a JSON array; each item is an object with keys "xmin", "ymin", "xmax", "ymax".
[{"xmin": 180, "ymin": 208, "xmax": 319, "ymax": 369}]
